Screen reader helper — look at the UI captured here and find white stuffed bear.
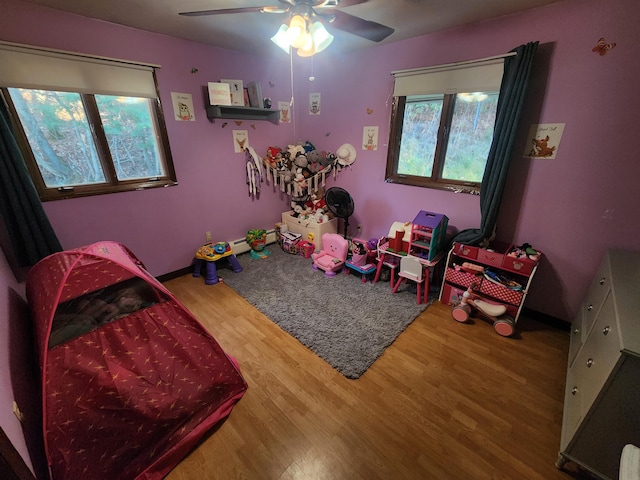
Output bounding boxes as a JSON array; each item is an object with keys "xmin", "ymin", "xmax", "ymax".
[{"xmin": 287, "ymin": 144, "xmax": 305, "ymax": 159}]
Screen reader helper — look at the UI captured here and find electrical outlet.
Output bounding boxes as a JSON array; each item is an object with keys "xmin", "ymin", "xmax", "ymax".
[{"xmin": 205, "ymin": 231, "xmax": 212, "ymax": 242}]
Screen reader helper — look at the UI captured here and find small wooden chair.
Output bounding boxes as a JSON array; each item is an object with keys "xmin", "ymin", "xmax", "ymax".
[{"xmin": 392, "ymin": 256, "xmax": 428, "ymax": 304}]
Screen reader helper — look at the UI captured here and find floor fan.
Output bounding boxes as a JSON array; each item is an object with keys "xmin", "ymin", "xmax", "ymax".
[{"xmin": 324, "ymin": 187, "xmax": 354, "ymax": 238}]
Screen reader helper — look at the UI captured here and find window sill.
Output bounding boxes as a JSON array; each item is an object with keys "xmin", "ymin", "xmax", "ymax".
[{"xmin": 385, "ymin": 176, "xmax": 480, "ymax": 195}]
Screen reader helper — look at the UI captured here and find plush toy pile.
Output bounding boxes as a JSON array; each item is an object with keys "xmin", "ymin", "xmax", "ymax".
[
  {"xmin": 261, "ymin": 141, "xmax": 338, "ymax": 223},
  {"xmin": 263, "ymin": 141, "xmax": 336, "ymax": 188}
]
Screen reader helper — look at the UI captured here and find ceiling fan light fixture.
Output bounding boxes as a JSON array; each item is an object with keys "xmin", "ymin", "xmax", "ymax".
[
  {"xmin": 309, "ymin": 21, "xmax": 333, "ymax": 53},
  {"xmin": 271, "ymin": 24, "xmax": 291, "ymax": 53},
  {"xmin": 297, "ymin": 37, "xmax": 316, "ymax": 57},
  {"xmin": 287, "ymin": 14, "xmax": 308, "ymax": 48}
]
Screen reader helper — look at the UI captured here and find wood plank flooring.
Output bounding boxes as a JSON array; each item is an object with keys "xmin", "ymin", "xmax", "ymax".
[{"xmin": 163, "ymin": 274, "xmax": 588, "ymax": 480}]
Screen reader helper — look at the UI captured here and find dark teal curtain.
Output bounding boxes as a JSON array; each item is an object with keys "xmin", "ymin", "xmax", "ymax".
[
  {"xmin": 453, "ymin": 41, "xmax": 539, "ymax": 246},
  {"xmin": 0, "ymin": 96, "xmax": 62, "ymax": 266}
]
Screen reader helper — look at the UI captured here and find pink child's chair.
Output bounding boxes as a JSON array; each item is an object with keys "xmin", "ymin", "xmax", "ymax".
[{"xmin": 311, "ymin": 233, "xmax": 349, "ymax": 277}]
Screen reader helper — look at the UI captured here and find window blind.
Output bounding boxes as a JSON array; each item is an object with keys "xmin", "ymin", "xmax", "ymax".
[
  {"xmin": 391, "ymin": 53, "xmax": 515, "ymax": 97},
  {"xmin": 0, "ymin": 41, "xmax": 159, "ymax": 98}
]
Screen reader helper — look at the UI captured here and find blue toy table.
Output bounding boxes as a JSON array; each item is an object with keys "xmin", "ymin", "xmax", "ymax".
[{"xmin": 345, "ymin": 261, "xmax": 377, "ymax": 283}]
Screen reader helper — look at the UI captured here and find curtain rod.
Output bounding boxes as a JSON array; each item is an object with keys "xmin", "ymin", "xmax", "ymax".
[
  {"xmin": 391, "ymin": 51, "xmax": 517, "ymax": 78},
  {"xmin": 0, "ymin": 40, "xmax": 160, "ymax": 69}
]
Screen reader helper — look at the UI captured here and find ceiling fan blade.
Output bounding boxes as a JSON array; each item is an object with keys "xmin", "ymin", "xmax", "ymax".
[
  {"xmin": 333, "ymin": 0, "xmax": 368, "ymax": 7},
  {"xmin": 328, "ymin": 10, "xmax": 394, "ymax": 42},
  {"xmin": 179, "ymin": 7, "xmax": 267, "ymax": 17},
  {"xmin": 180, "ymin": 0, "xmax": 295, "ymax": 16}
]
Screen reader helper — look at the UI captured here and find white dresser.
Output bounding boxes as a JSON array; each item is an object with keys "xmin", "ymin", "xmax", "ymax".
[{"xmin": 557, "ymin": 249, "xmax": 640, "ymax": 479}]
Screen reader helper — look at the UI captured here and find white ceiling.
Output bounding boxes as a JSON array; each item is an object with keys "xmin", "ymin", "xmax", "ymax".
[{"xmin": 18, "ymin": 0, "xmax": 562, "ymax": 57}]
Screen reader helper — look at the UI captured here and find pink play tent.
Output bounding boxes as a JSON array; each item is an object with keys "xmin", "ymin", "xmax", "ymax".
[{"xmin": 26, "ymin": 241, "xmax": 247, "ymax": 479}]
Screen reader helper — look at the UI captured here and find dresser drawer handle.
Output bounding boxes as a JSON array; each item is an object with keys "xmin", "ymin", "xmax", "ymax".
[
  {"xmin": 599, "ymin": 277, "xmax": 606, "ymax": 285},
  {"xmin": 586, "ymin": 358, "xmax": 593, "ymax": 368},
  {"xmin": 603, "ymin": 326, "xmax": 610, "ymax": 335},
  {"xmin": 587, "ymin": 304, "xmax": 593, "ymax": 312},
  {"xmin": 573, "ymin": 328, "xmax": 580, "ymax": 335},
  {"xmin": 571, "ymin": 386, "xmax": 578, "ymax": 396}
]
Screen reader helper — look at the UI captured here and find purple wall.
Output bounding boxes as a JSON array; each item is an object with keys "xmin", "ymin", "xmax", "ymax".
[
  {"xmin": 293, "ymin": 0, "xmax": 640, "ymax": 322},
  {"xmin": 1, "ymin": 0, "xmax": 295, "ymax": 277},
  {"xmin": 2, "ymin": 0, "xmax": 640, "ymax": 472}
]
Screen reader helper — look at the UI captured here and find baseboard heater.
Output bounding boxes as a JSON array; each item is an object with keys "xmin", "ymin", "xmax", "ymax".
[{"xmin": 229, "ymin": 229, "xmax": 277, "ymax": 255}]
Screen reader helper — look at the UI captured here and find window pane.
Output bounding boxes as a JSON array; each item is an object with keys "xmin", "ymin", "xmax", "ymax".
[
  {"xmin": 397, "ymin": 96, "xmax": 443, "ymax": 177},
  {"xmin": 8, "ymin": 88, "xmax": 105, "ymax": 187},
  {"xmin": 442, "ymin": 92, "xmax": 498, "ymax": 182},
  {"xmin": 95, "ymin": 95, "xmax": 165, "ymax": 181}
]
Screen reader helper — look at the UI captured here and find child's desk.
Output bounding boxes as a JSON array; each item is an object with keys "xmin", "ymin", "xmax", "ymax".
[{"xmin": 344, "ymin": 261, "xmax": 377, "ymax": 283}]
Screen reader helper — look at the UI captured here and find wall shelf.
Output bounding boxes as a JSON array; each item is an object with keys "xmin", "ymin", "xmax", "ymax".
[{"xmin": 205, "ymin": 105, "xmax": 279, "ymax": 124}]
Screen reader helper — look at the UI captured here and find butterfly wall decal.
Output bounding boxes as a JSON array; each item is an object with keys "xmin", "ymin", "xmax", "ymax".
[{"xmin": 592, "ymin": 37, "xmax": 616, "ymax": 56}]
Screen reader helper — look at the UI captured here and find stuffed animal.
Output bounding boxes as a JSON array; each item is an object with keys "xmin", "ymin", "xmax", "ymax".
[
  {"xmin": 319, "ymin": 151, "xmax": 336, "ymax": 168},
  {"xmin": 264, "ymin": 146, "xmax": 281, "ymax": 168},
  {"xmin": 287, "ymin": 143, "xmax": 305, "ymax": 159},
  {"xmin": 314, "ymin": 208, "xmax": 329, "ymax": 224},
  {"xmin": 306, "ymin": 150, "xmax": 324, "ymax": 173},
  {"xmin": 293, "ymin": 154, "xmax": 308, "ymax": 169},
  {"xmin": 294, "ymin": 170, "xmax": 307, "ymax": 189},
  {"xmin": 309, "ymin": 188, "xmax": 326, "ymax": 211}
]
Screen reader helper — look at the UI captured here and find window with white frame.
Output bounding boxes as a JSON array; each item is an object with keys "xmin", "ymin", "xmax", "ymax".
[
  {"xmin": 0, "ymin": 41, "xmax": 176, "ymax": 201},
  {"xmin": 386, "ymin": 57, "xmax": 507, "ymax": 194}
]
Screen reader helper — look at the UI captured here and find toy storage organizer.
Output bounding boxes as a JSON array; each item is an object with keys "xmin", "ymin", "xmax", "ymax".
[
  {"xmin": 281, "ymin": 211, "xmax": 338, "ymax": 251},
  {"xmin": 439, "ymin": 242, "xmax": 542, "ymax": 334}
]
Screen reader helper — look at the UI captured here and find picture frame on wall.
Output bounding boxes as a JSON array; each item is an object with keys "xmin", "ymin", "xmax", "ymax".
[
  {"xmin": 220, "ymin": 79, "xmax": 244, "ymax": 106},
  {"xmin": 247, "ymin": 81, "xmax": 263, "ymax": 108},
  {"xmin": 207, "ymin": 82, "xmax": 231, "ymax": 106}
]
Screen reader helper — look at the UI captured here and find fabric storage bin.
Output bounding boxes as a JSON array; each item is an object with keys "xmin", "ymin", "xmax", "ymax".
[
  {"xmin": 453, "ymin": 243, "xmax": 478, "ymax": 260},
  {"xmin": 441, "ymin": 283, "xmax": 467, "ymax": 306},
  {"xmin": 298, "ymin": 241, "xmax": 315, "ymax": 258},
  {"xmin": 477, "ymin": 249, "xmax": 504, "ymax": 268},
  {"xmin": 445, "ymin": 268, "xmax": 482, "ymax": 289},
  {"xmin": 479, "ymin": 280, "xmax": 523, "ymax": 306},
  {"xmin": 502, "ymin": 255, "xmax": 535, "ymax": 275},
  {"xmin": 281, "ymin": 231, "xmax": 301, "ymax": 254}
]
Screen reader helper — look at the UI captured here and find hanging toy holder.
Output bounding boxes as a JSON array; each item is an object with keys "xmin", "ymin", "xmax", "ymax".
[
  {"xmin": 244, "ymin": 146, "xmax": 264, "ymax": 199},
  {"xmin": 451, "ymin": 283, "xmax": 516, "ymax": 337}
]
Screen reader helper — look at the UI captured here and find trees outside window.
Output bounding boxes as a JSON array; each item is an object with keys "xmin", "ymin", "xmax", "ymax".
[
  {"xmin": 3, "ymin": 87, "xmax": 175, "ymax": 200},
  {"xmin": 386, "ymin": 91, "xmax": 499, "ymax": 194}
]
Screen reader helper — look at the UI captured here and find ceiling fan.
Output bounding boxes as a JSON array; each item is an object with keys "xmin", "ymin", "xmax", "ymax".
[{"xmin": 179, "ymin": 0, "xmax": 395, "ymax": 43}]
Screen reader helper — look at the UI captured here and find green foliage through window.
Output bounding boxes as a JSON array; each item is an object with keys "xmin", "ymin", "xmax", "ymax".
[
  {"xmin": 386, "ymin": 92, "xmax": 498, "ymax": 193},
  {"xmin": 3, "ymin": 87, "xmax": 175, "ymax": 200}
]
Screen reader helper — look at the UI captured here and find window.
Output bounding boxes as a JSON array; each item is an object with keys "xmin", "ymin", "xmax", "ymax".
[
  {"xmin": 386, "ymin": 57, "xmax": 506, "ymax": 194},
  {"xmin": 0, "ymin": 41, "xmax": 176, "ymax": 201}
]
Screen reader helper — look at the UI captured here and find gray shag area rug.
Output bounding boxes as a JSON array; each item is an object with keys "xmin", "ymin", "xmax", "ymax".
[{"xmin": 220, "ymin": 245, "xmax": 433, "ymax": 379}]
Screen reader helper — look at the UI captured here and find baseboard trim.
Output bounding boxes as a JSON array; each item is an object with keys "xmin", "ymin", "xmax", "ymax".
[
  {"xmin": 522, "ymin": 307, "xmax": 570, "ymax": 331},
  {"xmin": 157, "ymin": 266, "xmax": 192, "ymax": 283}
]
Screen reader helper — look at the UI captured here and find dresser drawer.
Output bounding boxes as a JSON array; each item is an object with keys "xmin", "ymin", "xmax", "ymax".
[
  {"xmin": 561, "ymin": 365, "xmax": 584, "ymax": 450},
  {"xmin": 582, "ymin": 255, "xmax": 611, "ymax": 336},
  {"xmin": 574, "ymin": 293, "xmax": 620, "ymax": 414},
  {"xmin": 568, "ymin": 309, "xmax": 584, "ymax": 368}
]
